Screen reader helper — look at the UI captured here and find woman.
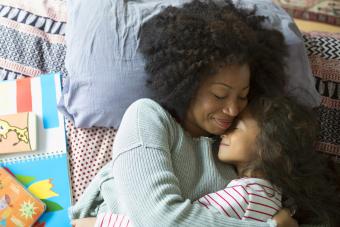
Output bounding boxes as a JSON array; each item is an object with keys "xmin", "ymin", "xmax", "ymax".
[
  {"xmin": 92, "ymin": 96, "xmax": 340, "ymax": 226},
  {"xmin": 71, "ymin": 1, "xmax": 297, "ymax": 226}
]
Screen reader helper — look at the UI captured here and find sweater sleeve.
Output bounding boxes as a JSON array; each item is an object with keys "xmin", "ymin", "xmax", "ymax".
[
  {"xmin": 112, "ymin": 147, "xmax": 276, "ymax": 227},
  {"xmin": 106, "ymin": 99, "xmax": 275, "ymax": 227}
]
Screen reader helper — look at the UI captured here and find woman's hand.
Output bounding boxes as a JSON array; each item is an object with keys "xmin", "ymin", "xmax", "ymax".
[
  {"xmin": 273, "ymin": 208, "xmax": 298, "ymax": 227},
  {"xmin": 71, "ymin": 218, "xmax": 97, "ymax": 227}
]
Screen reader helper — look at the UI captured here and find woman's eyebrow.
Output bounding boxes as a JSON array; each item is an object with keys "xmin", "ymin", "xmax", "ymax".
[{"xmin": 212, "ymin": 82, "xmax": 249, "ymax": 90}]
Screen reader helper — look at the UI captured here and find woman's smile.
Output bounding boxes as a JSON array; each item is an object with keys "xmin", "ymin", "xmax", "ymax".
[{"xmin": 214, "ymin": 118, "xmax": 233, "ymax": 130}]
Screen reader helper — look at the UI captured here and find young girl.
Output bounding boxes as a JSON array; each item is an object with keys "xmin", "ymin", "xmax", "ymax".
[
  {"xmin": 93, "ymin": 96, "xmax": 339, "ymax": 226},
  {"xmin": 198, "ymin": 96, "xmax": 340, "ymax": 226}
]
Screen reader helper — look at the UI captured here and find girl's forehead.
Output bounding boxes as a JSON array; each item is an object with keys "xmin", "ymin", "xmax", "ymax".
[{"xmin": 237, "ymin": 109, "xmax": 258, "ymax": 128}]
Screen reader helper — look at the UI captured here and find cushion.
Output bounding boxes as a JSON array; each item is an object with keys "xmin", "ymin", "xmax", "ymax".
[
  {"xmin": 59, "ymin": 0, "xmax": 321, "ymax": 128},
  {"xmin": 303, "ymin": 32, "xmax": 340, "ymax": 157}
]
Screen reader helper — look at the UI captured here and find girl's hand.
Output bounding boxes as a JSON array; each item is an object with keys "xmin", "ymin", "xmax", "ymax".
[
  {"xmin": 273, "ymin": 208, "xmax": 298, "ymax": 227},
  {"xmin": 71, "ymin": 218, "xmax": 97, "ymax": 227}
]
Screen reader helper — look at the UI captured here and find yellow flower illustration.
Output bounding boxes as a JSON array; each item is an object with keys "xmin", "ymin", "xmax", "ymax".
[{"xmin": 28, "ymin": 179, "xmax": 59, "ymax": 199}]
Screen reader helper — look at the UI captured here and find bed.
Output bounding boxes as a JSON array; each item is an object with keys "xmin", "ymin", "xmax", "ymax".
[{"xmin": 0, "ymin": 0, "xmax": 339, "ymax": 204}]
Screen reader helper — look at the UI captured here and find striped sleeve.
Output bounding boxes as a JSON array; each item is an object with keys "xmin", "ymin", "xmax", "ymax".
[
  {"xmin": 95, "ymin": 212, "xmax": 132, "ymax": 227},
  {"xmin": 195, "ymin": 183, "xmax": 249, "ymax": 220},
  {"xmin": 243, "ymin": 181, "xmax": 282, "ymax": 222}
]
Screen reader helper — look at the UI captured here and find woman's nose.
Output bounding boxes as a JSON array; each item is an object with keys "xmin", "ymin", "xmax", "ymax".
[{"xmin": 222, "ymin": 101, "xmax": 240, "ymax": 117}]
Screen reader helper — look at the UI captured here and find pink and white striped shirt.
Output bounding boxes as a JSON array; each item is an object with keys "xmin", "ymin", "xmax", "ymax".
[
  {"xmin": 195, "ymin": 177, "xmax": 282, "ymax": 222},
  {"xmin": 94, "ymin": 178, "xmax": 281, "ymax": 227},
  {"xmin": 95, "ymin": 213, "xmax": 131, "ymax": 227}
]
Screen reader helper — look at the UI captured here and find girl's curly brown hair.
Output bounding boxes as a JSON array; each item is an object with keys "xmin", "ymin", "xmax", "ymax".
[
  {"xmin": 139, "ymin": 0, "xmax": 288, "ymax": 119},
  {"xmin": 246, "ymin": 96, "xmax": 340, "ymax": 226}
]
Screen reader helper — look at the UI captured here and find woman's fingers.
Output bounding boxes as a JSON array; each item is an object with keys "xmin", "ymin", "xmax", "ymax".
[
  {"xmin": 273, "ymin": 208, "xmax": 299, "ymax": 227},
  {"xmin": 71, "ymin": 218, "xmax": 97, "ymax": 227}
]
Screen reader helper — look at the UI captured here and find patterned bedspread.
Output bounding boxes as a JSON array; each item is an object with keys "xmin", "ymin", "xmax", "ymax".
[
  {"xmin": 0, "ymin": 0, "xmax": 115, "ymax": 202},
  {"xmin": 303, "ymin": 32, "xmax": 340, "ymax": 157},
  {"xmin": 0, "ymin": 0, "xmax": 339, "ymax": 203},
  {"xmin": 274, "ymin": 0, "xmax": 340, "ymax": 26}
]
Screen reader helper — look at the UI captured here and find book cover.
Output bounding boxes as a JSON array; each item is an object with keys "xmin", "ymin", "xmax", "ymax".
[
  {"xmin": 0, "ymin": 112, "xmax": 37, "ymax": 154},
  {"xmin": 0, "ymin": 167, "xmax": 45, "ymax": 227},
  {"xmin": 0, "ymin": 73, "xmax": 72, "ymax": 227},
  {"xmin": 1, "ymin": 153, "xmax": 72, "ymax": 227},
  {"xmin": 0, "ymin": 73, "xmax": 67, "ymax": 159}
]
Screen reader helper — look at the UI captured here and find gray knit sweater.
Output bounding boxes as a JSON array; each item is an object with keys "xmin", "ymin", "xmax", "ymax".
[{"xmin": 70, "ymin": 98, "xmax": 278, "ymax": 227}]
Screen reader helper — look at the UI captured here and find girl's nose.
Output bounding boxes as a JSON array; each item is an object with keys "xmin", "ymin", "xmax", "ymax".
[{"xmin": 220, "ymin": 133, "xmax": 229, "ymax": 140}]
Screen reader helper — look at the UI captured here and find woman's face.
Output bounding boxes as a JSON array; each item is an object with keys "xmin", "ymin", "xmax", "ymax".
[{"xmin": 184, "ymin": 64, "xmax": 250, "ymax": 137}]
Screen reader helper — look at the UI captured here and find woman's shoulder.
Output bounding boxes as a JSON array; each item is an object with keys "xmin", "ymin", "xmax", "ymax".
[
  {"xmin": 115, "ymin": 98, "xmax": 178, "ymax": 150},
  {"xmin": 123, "ymin": 98, "xmax": 176, "ymax": 127},
  {"xmin": 126, "ymin": 98, "xmax": 168, "ymax": 116},
  {"xmin": 129, "ymin": 98, "xmax": 164, "ymax": 109}
]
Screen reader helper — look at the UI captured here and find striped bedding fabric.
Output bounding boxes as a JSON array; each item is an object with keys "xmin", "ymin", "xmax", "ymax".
[
  {"xmin": 303, "ymin": 32, "xmax": 340, "ymax": 159},
  {"xmin": 0, "ymin": 1, "xmax": 339, "ymax": 203}
]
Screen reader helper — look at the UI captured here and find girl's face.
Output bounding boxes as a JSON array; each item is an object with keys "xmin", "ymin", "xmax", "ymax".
[
  {"xmin": 184, "ymin": 64, "xmax": 250, "ymax": 137},
  {"xmin": 218, "ymin": 109, "xmax": 259, "ymax": 171}
]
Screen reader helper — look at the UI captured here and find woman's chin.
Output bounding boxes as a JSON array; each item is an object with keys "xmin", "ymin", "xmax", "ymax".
[{"xmin": 209, "ymin": 127, "xmax": 227, "ymax": 136}]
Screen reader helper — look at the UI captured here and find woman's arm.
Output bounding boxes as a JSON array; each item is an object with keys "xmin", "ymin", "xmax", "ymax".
[
  {"xmin": 104, "ymin": 99, "xmax": 273, "ymax": 227},
  {"xmin": 71, "ymin": 210, "xmax": 298, "ymax": 227},
  {"xmin": 71, "ymin": 218, "xmax": 96, "ymax": 227},
  {"xmin": 71, "ymin": 99, "xmax": 298, "ymax": 227},
  {"xmin": 110, "ymin": 146, "xmax": 273, "ymax": 227}
]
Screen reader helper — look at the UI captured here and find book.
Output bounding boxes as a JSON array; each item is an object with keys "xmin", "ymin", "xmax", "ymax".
[
  {"xmin": 1, "ymin": 153, "xmax": 71, "ymax": 227},
  {"xmin": 0, "ymin": 167, "xmax": 45, "ymax": 227},
  {"xmin": 0, "ymin": 112, "xmax": 37, "ymax": 154},
  {"xmin": 0, "ymin": 73, "xmax": 72, "ymax": 227}
]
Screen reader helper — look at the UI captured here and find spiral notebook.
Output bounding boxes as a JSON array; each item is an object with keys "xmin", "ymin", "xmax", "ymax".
[{"xmin": 0, "ymin": 73, "xmax": 71, "ymax": 227}]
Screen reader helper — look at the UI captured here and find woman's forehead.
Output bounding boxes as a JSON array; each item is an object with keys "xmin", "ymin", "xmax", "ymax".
[{"xmin": 206, "ymin": 64, "xmax": 250, "ymax": 87}]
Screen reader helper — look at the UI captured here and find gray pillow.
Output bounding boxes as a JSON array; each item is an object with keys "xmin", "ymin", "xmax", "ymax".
[
  {"xmin": 58, "ymin": 0, "xmax": 320, "ymax": 128},
  {"xmin": 235, "ymin": 0, "xmax": 321, "ymax": 107}
]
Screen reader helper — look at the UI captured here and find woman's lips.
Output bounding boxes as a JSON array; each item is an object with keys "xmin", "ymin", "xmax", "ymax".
[{"xmin": 214, "ymin": 118, "xmax": 232, "ymax": 130}]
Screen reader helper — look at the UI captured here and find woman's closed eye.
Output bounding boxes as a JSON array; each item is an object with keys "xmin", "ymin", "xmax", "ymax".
[
  {"xmin": 212, "ymin": 91, "xmax": 228, "ymax": 100},
  {"xmin": 213, "ymin": 94, "xmax": 226, "ymax": 100}
]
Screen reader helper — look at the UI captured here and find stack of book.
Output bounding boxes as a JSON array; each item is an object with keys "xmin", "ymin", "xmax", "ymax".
[{"xmin": 0, "ymin": 73, "xmax": 72, "ymax": 227}]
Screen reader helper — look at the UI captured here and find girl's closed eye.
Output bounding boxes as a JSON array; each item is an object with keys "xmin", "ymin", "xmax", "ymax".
[{"xmin": 238, "ymin": 96, "xmax": 248, "ymax": 101}]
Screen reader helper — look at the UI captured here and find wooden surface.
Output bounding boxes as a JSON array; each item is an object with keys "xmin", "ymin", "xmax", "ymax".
[{"xmin": 295, "ymin": 18, "xmax": 340, "ymax": 33}]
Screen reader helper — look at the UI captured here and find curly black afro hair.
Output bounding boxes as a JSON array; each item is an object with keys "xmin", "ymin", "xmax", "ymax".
[{"xmin": 139, "ymin": 0, "xmax": 288, "ymax": 120}]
